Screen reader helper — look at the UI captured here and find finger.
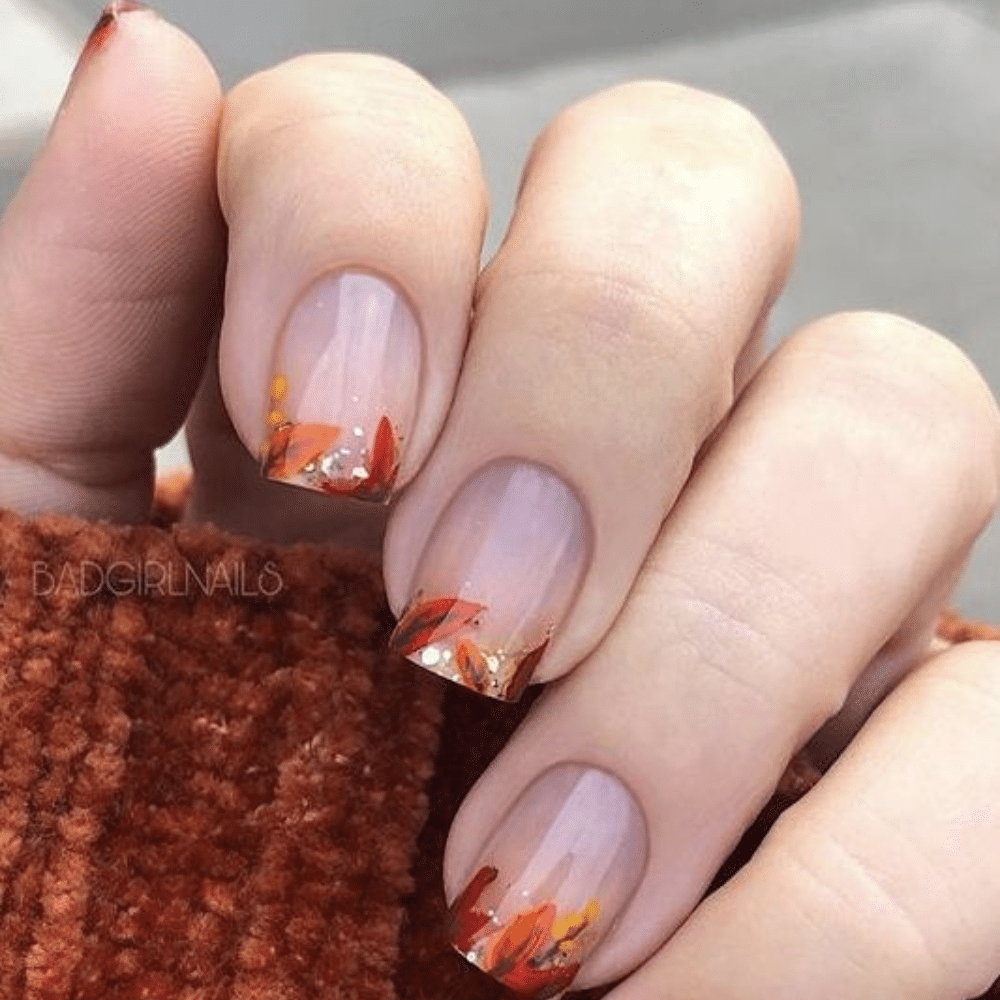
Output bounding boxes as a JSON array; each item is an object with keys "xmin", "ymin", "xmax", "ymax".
[
  {"xmin": 185, "ymin": 338, "xmax": 389, "ymax": 551},
  {"xmin": 0, "ymin": 2, "xmax": 224, "ymax": 521},
  {"xmin": 383, "ymin": 81, "xmax": 800, "ymax": 700},
  {"xmin": 202, "ymin": 52, "xmax": 487, "ymax": 530},
  {"xmin": 442, "ymin": 312, "xmax": 1000, "ymax": 994},
  {"xmin": 614, "ymin": 638, "xmax": 1000, "ymax": 1000},
  {"xmin": 806, "ymin": 539, "xmax": 971, "ymax": 769}
]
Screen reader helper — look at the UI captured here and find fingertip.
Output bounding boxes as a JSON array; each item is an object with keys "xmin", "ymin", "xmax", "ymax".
[{"xmin": 61, "ymin": 4, "xmax": 222, "ymax": 117}]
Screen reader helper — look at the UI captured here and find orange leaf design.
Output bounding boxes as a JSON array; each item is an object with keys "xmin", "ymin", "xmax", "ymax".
[
  {"xmin": 390, "ymin": 597, "xmax": 487, "ymax": 656},
  {"xmin": 501, "ymin": 637, "xmax": 550, "ymax": 701},
  {"xmin": 487, "ymin": 902, "xmax": 556, "ymax": 979},
  {"xmin": 551, "ymin": 897, "xmax": 600, "ymax": 955},
  {"xmin": 264, "ymin": 422, "xmax": 341, "ymax": 478},
  {"xmin": 449, "ymin": 864, "xmax": 498, "ymax": 952},
  {"xmin": 499, "ymin": 957, "xmax": 579, "ymax": 999},
  {"xmin": 454, "ymin": 640, "xmax": 490, "ymax": 693}
]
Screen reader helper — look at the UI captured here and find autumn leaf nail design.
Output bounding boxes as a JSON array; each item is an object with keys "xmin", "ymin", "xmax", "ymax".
[
  {"xmin": 390, "ymin": 460, "xmax": 589, "ymax": 700},
  {"xmin": 262, "ymin": 376, "xmax": 401, "ymax": 502},
  {"xmin": 391, "ymin": 597, "xmax": 488, "ymax": 656},
  {"xmin": 450, "ymin": 864, "xmax": 600, "ymax": 999},
  {"xmin": 389, "ymin": 595, "xmax": 550, "ymax": 701},
  {"xmin": 262, "ymin": 420, "xmax": 343, "ymax": 480},
  {"xmin": 448, "ymin": 766, "xmax": 648, "ymax": 999},
  {"xmin": 260, "ymin": 269, "xmax": 421, "ymax": 504}
]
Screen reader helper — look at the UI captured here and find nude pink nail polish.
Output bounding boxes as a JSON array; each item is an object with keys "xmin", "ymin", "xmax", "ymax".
[
  {"xmin": 390, "ymin": 460, "xmax": 590, "ymax": 700},
  {"xmin": 449, "ymin": 765, "xmax": 648, "ymax": 998},
  {"xmin": 261, "ymin": 269, "xmax": 421, "ymax": 503}
]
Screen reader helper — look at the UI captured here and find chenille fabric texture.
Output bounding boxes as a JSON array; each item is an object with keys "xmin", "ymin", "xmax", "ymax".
[{"xmin": 0, "ymin": 477, "xmax": 997, "ymax": 1000}]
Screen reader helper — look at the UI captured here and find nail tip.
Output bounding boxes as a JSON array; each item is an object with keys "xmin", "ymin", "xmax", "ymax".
[
  {"xmin": 447, "ymin": 940, "xmax": 496, "ymax": 986},
  {"xmin": 88, "ymin": 0, "xmax": 152, "ymax": 43},
  {"xmin": 447, "ymin": 915, "xmax": 582, "ymax": 999},
  {"xmin": 397, "ymin": 646, "xmax": 525, "ymax": 703},
  {"xmin": 448, "ymin": 772, "xmax": 644, "ymax": 1000},
  {"xmin": 260, "ymin": 466, "xmax": 397, "ymax": 506},
  {"xmin": 62, "ymin": 0, "xmax": 153, "ymax": 113},
  {"xmin": 258, "ymin": 416, "xmax": 399, "ymax": 502},
  {"xmin": 390, "ymin": 596, "xmax": 547, "ymax": 699}
]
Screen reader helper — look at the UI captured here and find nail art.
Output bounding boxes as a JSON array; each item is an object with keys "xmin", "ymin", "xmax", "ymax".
[
  {"xmin": 61, "ymin": 1, "xmax": 150, "ymax": 110},
  {"xmin": 262, "ymin": 269, "xmax": 421, "ymax": 504},
  {"xmin": 84, "ymin": 2, "xmax": 149, "ymax": 60},
  {"xmin": 449, "ymin": 765, "xmax": 647, "ymax": 999},
  {"xmin": 390, "ymin": 461, "xmax": 589, "ymax": 701}
]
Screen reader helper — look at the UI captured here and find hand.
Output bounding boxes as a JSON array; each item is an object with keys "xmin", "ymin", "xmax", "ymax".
[{"xmin": 5, "ymin": 5, "xmax": 1000, "ymax": 998}]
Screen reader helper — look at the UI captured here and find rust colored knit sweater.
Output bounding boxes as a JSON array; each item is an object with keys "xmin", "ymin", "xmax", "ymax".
[{"xmin": 0, "ymin": 477, "xmax": 995, "ymax": 1000}]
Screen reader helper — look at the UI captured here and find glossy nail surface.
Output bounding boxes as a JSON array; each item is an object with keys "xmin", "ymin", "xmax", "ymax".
[
  {"xmin": 449, "ymin": 765, "xmax": 647, "ymax": 998},
  {"xmin": 390, "ymin": 460, "xmax": 589, "ymax": 700},
  {"xmin": 262, "ymin": 269, "xmax": 421, "ymax": 503}
]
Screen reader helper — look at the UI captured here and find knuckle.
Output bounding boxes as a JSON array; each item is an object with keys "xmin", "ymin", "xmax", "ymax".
[
  {"xmin": 557, "ymin": 80, "xmax": 774, "ymax": 153},
  {"xmin": 770, "ymin": 823, "xmax": 954, "ymax": 995},
  {"xmin": 640, "ymin": 532, "xmax": 835, "ymax": 722},
  {"xmin": 226, "ymin": 52, "xmax": 450, "ymax": 125},
  {"xmin": 535, "ymin": 79, "xmax": 796, "ymax": 198},
  {"xmin": 509, "ymin": 81, "xmax": 799, "ymax": 339},
  {"xmin": 478, "ymin": 263, "xmax": 734, "ymax": 444},
  {"xmin": 783, "ymin": 311, "xmax": 1000, "ymax": 527}
]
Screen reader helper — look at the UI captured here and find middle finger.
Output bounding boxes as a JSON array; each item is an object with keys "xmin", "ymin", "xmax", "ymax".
[{"xmin": 384, "ymin": 81, "xmax": 800, "ymax": 700}]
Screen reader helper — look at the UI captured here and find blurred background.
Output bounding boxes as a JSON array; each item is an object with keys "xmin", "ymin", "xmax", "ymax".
[{"xmin": 1, "ymin": 0, "xmax": 999, "ymax": 617}]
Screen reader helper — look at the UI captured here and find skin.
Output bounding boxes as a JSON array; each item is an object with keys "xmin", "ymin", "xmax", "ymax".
[{"xmin": 4, "ymin": 6, "xmax": 1000, "ymax": 997}]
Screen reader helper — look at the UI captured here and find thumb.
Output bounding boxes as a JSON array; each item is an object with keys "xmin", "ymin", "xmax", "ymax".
[{"xmin": 0, "ymin": 2, "xmax": 225, "ymax": 521}]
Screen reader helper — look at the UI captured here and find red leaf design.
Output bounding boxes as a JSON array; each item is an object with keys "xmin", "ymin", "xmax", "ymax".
[
  {"xmin": 317, "ymin": 475, "xmax": 370, "ymax": 500},
  {"xmin": 487, "ymin": 902, "xmax": 556, "ymax": 978},
  {"xmin": 263, "ymin": 422, "xmax": 341, "ymax": 478},
  {"xmin": 314, "ymin": 416, "xmax": 399, "ymax": 502},
  {"xmin": 366, "ymin": 415, "xmax": 399, "ymax": 495},
  {"xmin": 454, "ymin": 640, "xmax": 490, "ymax": 693},
  {"xmin": 449, "ymin": 865, "xmax": 498, "ymax": 952},
  {"xmin": 501, "ymin": 637, "xmax": 549, "ymax": 702},
  {"xmin": 390, "ymin": 597, "xmax": 487, "ymax": 656}
]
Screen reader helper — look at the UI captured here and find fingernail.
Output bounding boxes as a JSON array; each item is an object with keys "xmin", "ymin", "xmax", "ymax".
[
  {"xmin": 390, "ymin": 460, "xmax": 589, "ymax": 701},
  {"xmin": 449, "ymin": 765, "xmax": 647, "ymax": 999},
  {"xmin": 261, "ymin": 269, "xmax": 421, "ymax": 504},
  {"xmin": 63, "ymin": 2, "xmax": 150, "ymax": 105}
]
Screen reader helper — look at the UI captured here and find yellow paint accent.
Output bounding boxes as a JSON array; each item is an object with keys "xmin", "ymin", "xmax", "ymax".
[
  {"xmin": 270, "ymin": 373, "xmax": 288, "ymax": 402},
  {"xmin": 551, "ymin": 897, "xmax": 600, "ymax": 944},
  {"xmin": 267, "ymin": 409, "xmax": 285, "ymax": 427},
  {"xmin": 551, "ymin": 915, "xmax": 576, "ymax": 943}
]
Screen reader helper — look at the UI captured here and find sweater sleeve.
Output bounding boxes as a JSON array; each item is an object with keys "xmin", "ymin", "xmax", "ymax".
[{"xmin": 0, "ymin": 476, "xmax": 442, "ymax": 1000}]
